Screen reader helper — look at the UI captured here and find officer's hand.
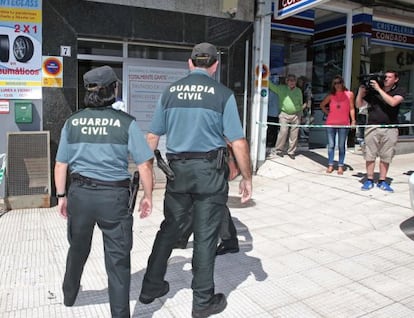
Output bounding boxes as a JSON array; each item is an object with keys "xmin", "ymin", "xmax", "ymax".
[
  {"xmin": 239, "ymin": 179, "xmax": 252, "ymax": 204},
  {"xmin": 138, "ymin": 197, "xmax": 152, "ymax": 218},
  {"xmin": 57, "ymin": 197, "xmax": 68, "ymax": 219}
]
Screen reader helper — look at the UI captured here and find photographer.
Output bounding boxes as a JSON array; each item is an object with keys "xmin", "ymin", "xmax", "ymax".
[{"xmin": 356, "ymin": 70, "xmax": 405, "ymax": 192}]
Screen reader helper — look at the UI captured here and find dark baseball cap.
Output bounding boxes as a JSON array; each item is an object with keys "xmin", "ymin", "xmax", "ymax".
[
  {"xmin": 83, "ymin": 65, "xmax": 120, "ymax": 88},
  {"xmin": 191, "ymin": 42, "xmax": 218, "ymax": 61}
]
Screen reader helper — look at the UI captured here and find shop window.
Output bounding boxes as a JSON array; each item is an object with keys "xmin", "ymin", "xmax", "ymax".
[
  {"xmin": 78, "ymin": 40, "xmax": 123, "ymax": 57},
  {"xmin": 128, "ymin": 44, "xmax": 190, "ymax": 61},
  {"xmin": 269, "ymin": 32, "xmax": 313, "ymax": 105},
  {"xmin": 270, "ymin": 33, "xmax": 312, "ymax": 81},
  {"xmin": 371, "ymin": 45, "xmax": 414, "ymax": 136},
  {"xmin": 312, "ymin": 41, "xmax": 345, "ymax": 102}
]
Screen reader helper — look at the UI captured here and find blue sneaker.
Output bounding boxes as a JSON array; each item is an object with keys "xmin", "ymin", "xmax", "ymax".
[
  {"xmin": 377, "ymin": 181, "xmax": 394, "ymax": 193},
  {"xmin": 361, "ymin": 180, "xmax": 374, "ymax": 191}
]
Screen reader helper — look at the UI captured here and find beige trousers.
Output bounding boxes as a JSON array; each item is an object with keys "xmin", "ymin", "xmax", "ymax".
[{"xmin": 275, "ymin": 111, "xmax": 301, "ymax": 155}]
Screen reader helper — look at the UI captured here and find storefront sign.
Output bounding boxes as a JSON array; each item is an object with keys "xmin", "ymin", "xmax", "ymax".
[
  {"xmin": 0, "ymin": 0, "xmax": 42, "ymax": 99},
  {"xmin": 274, "ymin": 0, "xmax": 329, "ymax": 20},
  {"xmin": 271, "ymin": 9, "xmax": 315, "ymax": 35},
  {"xmin": 372, "ymin": 20, "xmax": 414, "ymax": 49},
  {"xmin": 42, "ymin": 56, "xmax": 63, "ymax": 87}
]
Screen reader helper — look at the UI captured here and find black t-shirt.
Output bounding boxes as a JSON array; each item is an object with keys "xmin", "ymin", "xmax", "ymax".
[{"xmin": 364, "ymin": 85, "xmax": 405, "ymax": 125}]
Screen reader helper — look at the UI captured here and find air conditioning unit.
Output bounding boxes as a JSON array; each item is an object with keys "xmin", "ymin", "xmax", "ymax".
[{"xmin": 5, "ymin": 131, "xmax": 51, "ymax": 209}]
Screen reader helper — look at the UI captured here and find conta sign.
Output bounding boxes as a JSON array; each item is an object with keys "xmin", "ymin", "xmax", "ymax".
[{"xmin": 274, "ymin": 0, "xmax": 329, "ymax": 20}]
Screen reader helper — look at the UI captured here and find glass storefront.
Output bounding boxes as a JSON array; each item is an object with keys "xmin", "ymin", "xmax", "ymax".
[
  {"xmin": 270, "ymin": 9, "xmax": 351, "ymax": 147},
  {"xmin": 312, "ymin": 41, "xmax": 345, "ymax": 100},
  {"xmin": 370, "ymin": 45, "xmax": 414, "ymax": 136},
  {"xmin": 77, "ymin": 40, "xmax": 193, "ymax": 111},
  {"xmin": 269, "ymin": 8, "xmax": 414, "ymax": 149}
]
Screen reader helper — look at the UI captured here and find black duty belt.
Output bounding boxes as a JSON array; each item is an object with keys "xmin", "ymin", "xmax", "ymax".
[
  {"xmin": 71, "ymin": 173, "xmax": 130, "ymax": 188},
  {"xmin": 166, "ymin": 148, "xmax": 226, "ymax": 161}
]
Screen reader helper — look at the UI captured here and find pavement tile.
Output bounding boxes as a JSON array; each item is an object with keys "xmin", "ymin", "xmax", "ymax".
[
  {"xmin": 0, "ymin": 149, "xmax": 413, "ymax": 317},
  {"xmin": 359, "ymin": 302, "xmax": 414, "ymax": 318},
  {"xmin": 270, "ymin": 301, "xmax": 324, "ymax": 318},
  {"xmin": 303, "ymin": 282, "xmax": 393, "ymax": 318}
]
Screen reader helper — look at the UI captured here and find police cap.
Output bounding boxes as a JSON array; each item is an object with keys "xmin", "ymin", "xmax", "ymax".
[
  {"xmin": 191, "ymin": 42, "xmax": 218, "ymax": 64},
  {"xmin": 83, "ymin": 65, "xmax": 120, "ymax": 88}
]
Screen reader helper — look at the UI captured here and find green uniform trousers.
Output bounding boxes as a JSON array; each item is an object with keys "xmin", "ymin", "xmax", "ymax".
[
  {"xmin": 64, "ymin": 182, "xmax": 132, "ymax": 318},
  {"xmin": 177, "ymin": 161, "xmax": 237, "ymax": 245},
  {"xmin": 178, "ymin": 204, "xmax": 237, "ymax": 244},
  {"xmin": 141, "ymin": 157, "xmax": 228, "ymax": 310}
]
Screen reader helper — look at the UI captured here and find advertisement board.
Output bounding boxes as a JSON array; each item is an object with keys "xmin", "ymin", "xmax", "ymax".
[
  {"xmin": 126, "ymin": 59, "xmax": 188, "ymax": 153},
  {"xmin": 126, "ymin": 60, "xmax": 188, "ymax": 133},
  {"xmin": 0, "ymin": 0, "xmax": 42, "ymax": 99}
]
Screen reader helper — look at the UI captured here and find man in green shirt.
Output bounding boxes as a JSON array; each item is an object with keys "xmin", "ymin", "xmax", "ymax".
[{"xmin": 269, "ymin": 74, "xmax": 303, "ymax": 159}]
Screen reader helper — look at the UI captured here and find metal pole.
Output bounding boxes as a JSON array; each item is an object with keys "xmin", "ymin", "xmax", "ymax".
[
  {"xmin": 243, "ymin": 39, "xmax": 249, "ymax": 135},
  {"xmin": 251, "ymin": 13, "xmax": 265, "ymax": 172},
  {"xmin": 344, "ymin": 11, "xmax": 353, "ymax": 88}
]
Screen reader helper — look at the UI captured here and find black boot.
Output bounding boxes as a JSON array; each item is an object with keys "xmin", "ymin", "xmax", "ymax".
[{"xmin": 216, "ymin": 240, "xmax": 239, "ymax": 256}]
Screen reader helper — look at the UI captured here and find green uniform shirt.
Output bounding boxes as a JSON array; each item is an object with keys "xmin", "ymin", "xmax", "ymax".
[{"xmin": 269, "ymin": 82, "xmax": 303, "ymax": 115}]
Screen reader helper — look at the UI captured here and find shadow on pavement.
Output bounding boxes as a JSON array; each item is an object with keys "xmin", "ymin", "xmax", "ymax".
[
  {"xmin": 352, "ymin": 172, "xmax": 394, "ymax": 185},
  {"xmin": 403, "ymin": 170, "xmax": 414, "ymax": 176},
  {"xmin": 214, "ymin": 217, "xmax": 268, "ymax": 294},
  {"xmin": 299, "ymin": 150, "xmax": 354, "ymax": 172},
  {"xmin": 400, "ymin": 216, "xmax": 414, "ymax": 241},
  {"xmin": 227, "ymin": 195, "xmax": 256, "ymax": 208},
  {"xmin": 71, "ymin": 217, "xmax": 267, "ymax": 318}
]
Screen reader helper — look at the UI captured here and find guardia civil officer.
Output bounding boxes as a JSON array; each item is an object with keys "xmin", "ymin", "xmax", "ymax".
[
  {"xmin": 139, "ymin": 43, "xmax": 252, "ymax": 318},
  {"xmin": 54, "ymin": 65, "xmax": 154, "ymax": 318}
]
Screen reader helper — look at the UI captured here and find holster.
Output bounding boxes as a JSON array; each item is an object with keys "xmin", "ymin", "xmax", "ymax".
[
  {"xmin": 128, "ymin": 171, "xmax": 140, "ymax": 214},
  {"xmin": 216, "ymin": 148, "xmax": 226, "ymax": 170}
]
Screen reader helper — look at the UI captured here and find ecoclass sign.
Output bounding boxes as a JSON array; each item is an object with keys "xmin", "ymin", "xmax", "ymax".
[
  {"xmin": 0, "ymin": 0, "xmax": 42, "ymax": 99},
  {"xmin": 274, "ymin": 0, "xmax": 329, "ymax": 20}
]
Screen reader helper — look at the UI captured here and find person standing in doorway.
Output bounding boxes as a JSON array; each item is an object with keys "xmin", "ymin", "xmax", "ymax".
[
  {"xmin": 356, "ymin": 70, "xmax": 405, "ymax": 192},
  {"xmin": 139, "ymin": 42, "xmax": 252, "ymax": 318},
  {"xmin": 54, "ymin": 65, "xmax": 154, "ymax": 317},
  {"xmin": 266, "ymin": 72, "xmax": 280, "ymax": 152},
  {"xmin": 297, "ymin": 76, "xmax": 313, "ymax": 141},
  {"xmin": 269, "ymin": 74, "xmax": 304, "ymax": 159},
  {"xmin": 320, "ymin": 75, "xmax": 356, "ymax": 175}
]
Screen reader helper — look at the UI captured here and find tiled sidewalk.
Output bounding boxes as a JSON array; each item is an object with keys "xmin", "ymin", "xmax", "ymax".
[{"xmin": 1, "ymin": 149, "xmax": 414, "ymax": 317}]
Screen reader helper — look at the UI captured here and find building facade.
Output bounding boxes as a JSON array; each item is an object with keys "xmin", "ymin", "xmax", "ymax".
[
  {"xmin": 0, "ymin": 0, "xmax": 254, "ymax": 206},
  {"xmin": 0, "ymin": 0, "xmax": 413, "ymax": 206}
]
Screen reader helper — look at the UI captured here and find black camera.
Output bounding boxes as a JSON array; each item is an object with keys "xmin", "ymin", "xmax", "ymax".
[{"xmin": 358, "ymin": 72, "xmax": 385, "ymax": 90}]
